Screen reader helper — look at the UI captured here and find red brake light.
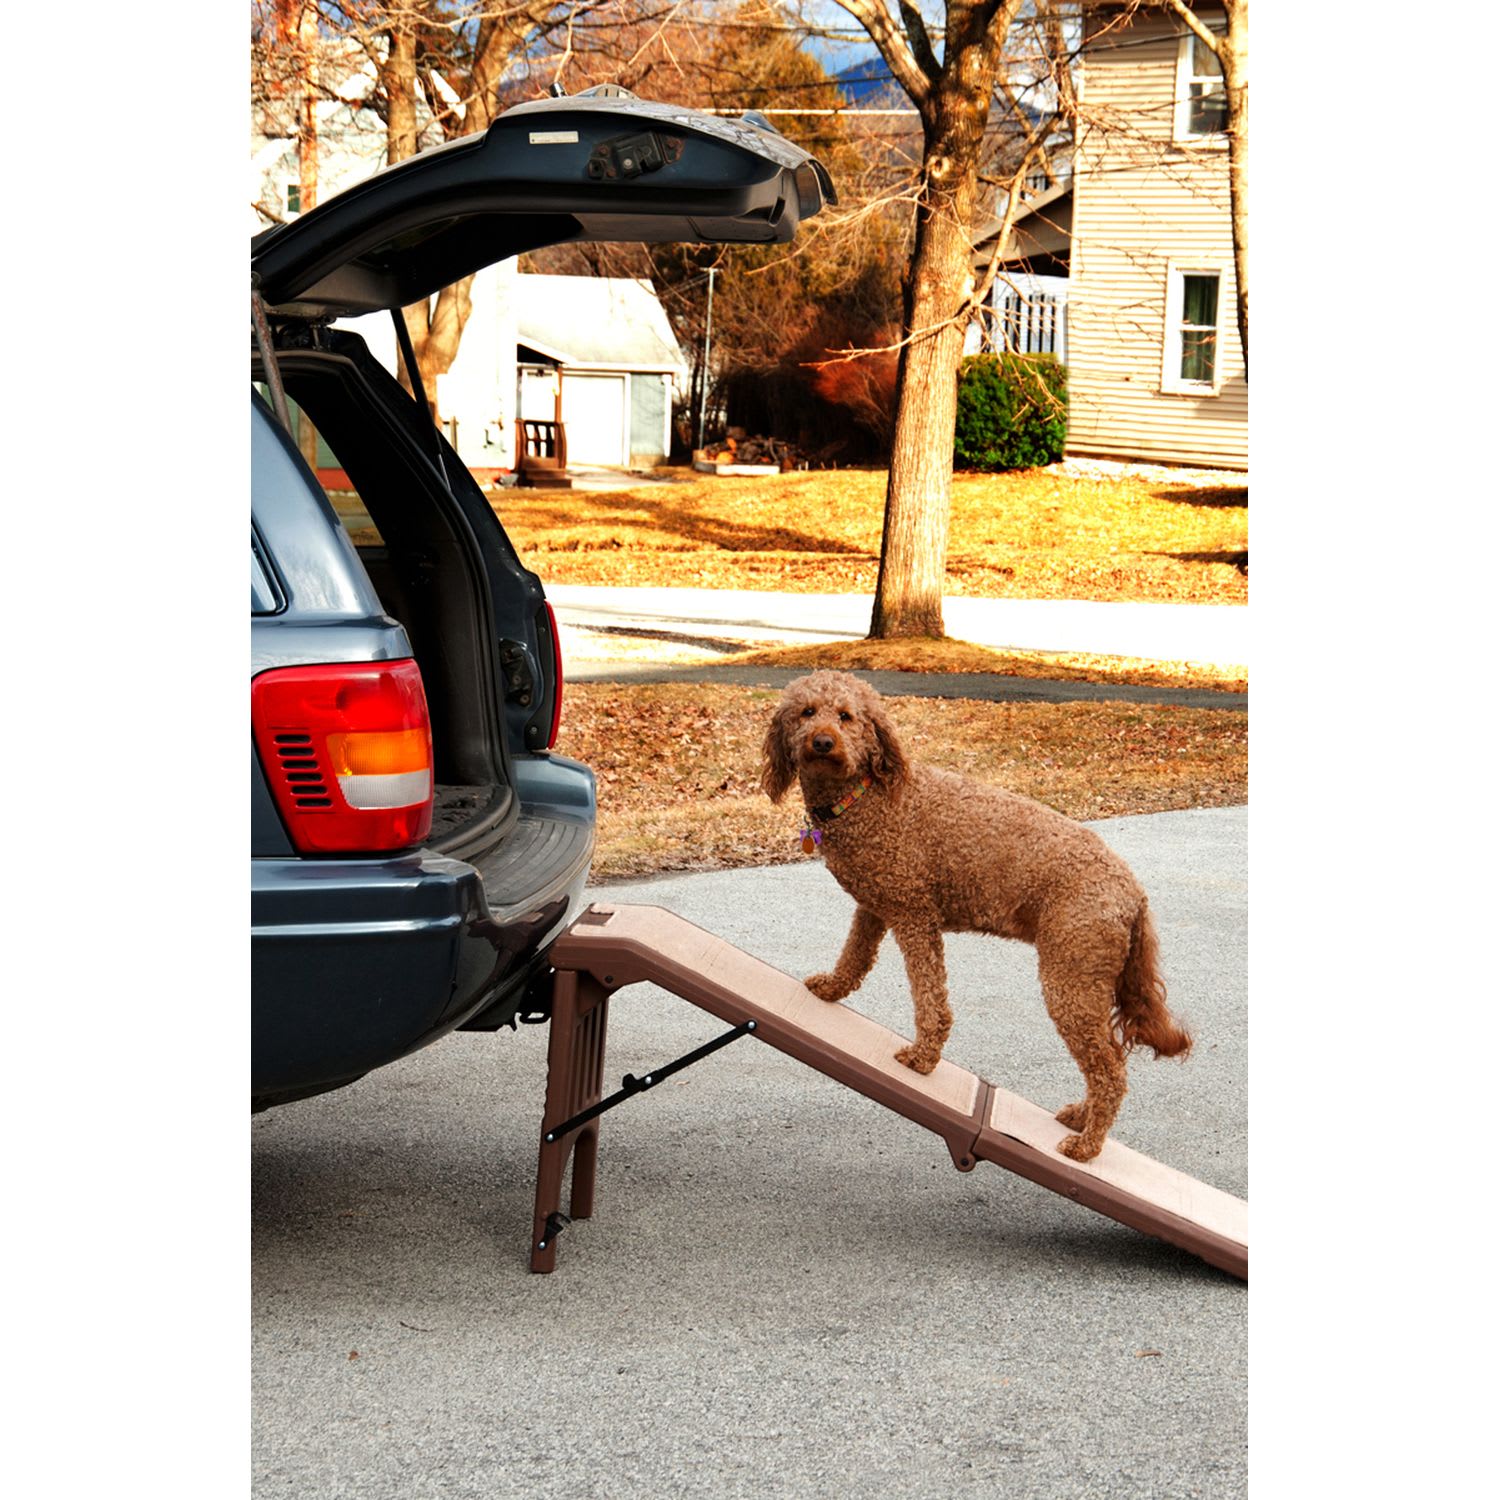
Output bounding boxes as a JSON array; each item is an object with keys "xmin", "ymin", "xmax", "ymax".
[
  {"xmin": 252, "ymin": 659, "xmax": 434, "ymax": 854},
  {"xmin": 544, "ymin": 600, "xmax": 564, "ymax": 749}
]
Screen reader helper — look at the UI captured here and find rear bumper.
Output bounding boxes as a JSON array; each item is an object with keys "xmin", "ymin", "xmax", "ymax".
[{"xmin": 252, "ymin": 768, "xmax": 593, "ymax": 1103}]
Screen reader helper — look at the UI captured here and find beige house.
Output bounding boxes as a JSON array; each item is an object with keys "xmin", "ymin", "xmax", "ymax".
[{"xmin": 973, "ymin": 1, "xmax": 1246, "ymax": 469}]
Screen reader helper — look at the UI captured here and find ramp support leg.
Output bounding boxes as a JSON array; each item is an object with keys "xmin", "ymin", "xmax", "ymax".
[{"xmin": 531, "ymin": 969, "xmax": 610, "ymax": 1273}]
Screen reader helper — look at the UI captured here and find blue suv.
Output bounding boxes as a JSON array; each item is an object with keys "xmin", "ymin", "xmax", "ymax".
[{"xmin": 250, "ymin": 89, "xmax": 832, "ymax": 1109}]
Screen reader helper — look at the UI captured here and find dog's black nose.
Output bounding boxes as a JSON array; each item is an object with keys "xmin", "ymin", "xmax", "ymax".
[{"xmin": 812, "ymin": 734, "xmax": 835, "ymax": 755}]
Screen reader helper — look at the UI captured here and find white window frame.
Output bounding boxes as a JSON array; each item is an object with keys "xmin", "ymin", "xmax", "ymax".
[
  {"xmin": 1173, "ymin": 27, "xmax": 1228, "ymax": 143},
  {"xmin": 1160, "ymin": 263, "xmax": 1225, "ymax": 395}
]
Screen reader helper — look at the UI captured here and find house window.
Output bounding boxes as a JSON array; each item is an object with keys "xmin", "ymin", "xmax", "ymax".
[
  {"xmin": 286, "ymin": 182, "xmax": 301, "ymax": 214},
  {"xmin": 1175, "ymin": 31, "xmax": 1227, "ymax": 139},
  {"xmin": 1161, "ymin": 266, "xmax": 1222, "ymax": 394}
]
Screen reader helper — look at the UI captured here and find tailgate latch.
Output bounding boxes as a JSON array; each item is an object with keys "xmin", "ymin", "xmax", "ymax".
[
  {"xmin": 498, "ymin": 638, "xmax": 536, "ymax": 709},
  {"xmin": 585, "ymin": 131, "xmax": 683, "ymax": 181}
]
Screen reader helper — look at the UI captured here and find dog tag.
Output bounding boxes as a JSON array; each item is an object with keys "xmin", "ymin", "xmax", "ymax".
[{"xmin": 799, "ymin": 827, "xmax": 822, "ymax": 856}]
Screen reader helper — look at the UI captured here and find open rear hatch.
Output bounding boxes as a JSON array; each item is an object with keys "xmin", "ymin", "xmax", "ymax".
[{"xmin": 252, "ymin": 87, "xmax": 835, "ymax": 319}]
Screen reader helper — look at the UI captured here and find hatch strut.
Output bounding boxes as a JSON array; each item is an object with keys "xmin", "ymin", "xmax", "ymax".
[
  {"xmin": 390, "ymin": 308, "xmax": 454, "ymax": 489},
  {"xmin": 251, "ymin": 275, "xmax": 293, "ymax": 433}
]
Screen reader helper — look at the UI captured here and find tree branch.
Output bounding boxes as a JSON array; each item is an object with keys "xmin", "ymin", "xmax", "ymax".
[
  {"xmin": 830, "ymin": 0, "xmax": 933, "ymax": 111},
  {"xmin": 897, "ymin": 0, "xmax": 941, "ymax": 85},
  {"xmin": 1151, "ymin": 0, "xmax": 1224, "ymax": 60}
]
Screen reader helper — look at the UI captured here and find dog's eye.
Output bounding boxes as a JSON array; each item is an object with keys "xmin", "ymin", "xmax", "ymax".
[
  {"xmin": 839, "ymin": 711, "xmax": 852, "ymax": 722},
  {"xmin": 801, "ymin": 706, "xmax": 816, "ymax": 718}
]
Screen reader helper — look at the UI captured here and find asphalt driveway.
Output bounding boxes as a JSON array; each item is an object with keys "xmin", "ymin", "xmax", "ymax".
[{"xmin": 252, "ymin": 805, "xmax": 1247, "ymax": 1499}]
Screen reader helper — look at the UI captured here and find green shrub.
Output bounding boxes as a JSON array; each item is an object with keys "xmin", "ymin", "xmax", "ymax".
[{"xmin": 953, "ymin": 353, "xmax": 1068, "ymax": 471}]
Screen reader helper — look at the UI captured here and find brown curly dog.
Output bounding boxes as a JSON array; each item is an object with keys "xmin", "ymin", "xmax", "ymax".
[{"xmin": 761, "ymin": 670, "xmax": 1192, "ymax": 1162}]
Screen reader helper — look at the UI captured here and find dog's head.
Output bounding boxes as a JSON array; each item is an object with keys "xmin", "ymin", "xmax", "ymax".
[{"xmin": 760, "ymin": 670, "xmax": 910, "ymax": 804}]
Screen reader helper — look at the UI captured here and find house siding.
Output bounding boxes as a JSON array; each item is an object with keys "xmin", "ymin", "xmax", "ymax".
[{"xmin": 1068, "ymin": 5, "xmax": 1247, "ymax": 468}]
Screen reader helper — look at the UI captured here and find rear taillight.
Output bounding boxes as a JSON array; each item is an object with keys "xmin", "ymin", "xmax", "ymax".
[
  {"xmin": 544, "ymin": 600, "xmax": 564, "ymax": 749},
  {"xmin": 252, "ymin": 659, "xmax": 434, "ymax": 854}
]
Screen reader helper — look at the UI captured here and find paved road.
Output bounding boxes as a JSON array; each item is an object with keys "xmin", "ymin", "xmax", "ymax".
[
  {"xmin": 567, "ymin": 661, "xmax": 1247, "ymax": 711},
  {"xmin": 252, "ymin": 806, "xmax": 1247, "ymax": 1499}
]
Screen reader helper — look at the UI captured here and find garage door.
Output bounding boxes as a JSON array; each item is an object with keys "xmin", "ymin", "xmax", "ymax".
[{"xmin": 561, "ymin": 373, "xmax": 627, "ymax": 467}]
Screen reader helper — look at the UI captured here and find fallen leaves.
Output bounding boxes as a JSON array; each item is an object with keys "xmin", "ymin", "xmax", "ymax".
[{"xmin": 556, "ymin": 684, "xmax": 1247, "ymax": 882}]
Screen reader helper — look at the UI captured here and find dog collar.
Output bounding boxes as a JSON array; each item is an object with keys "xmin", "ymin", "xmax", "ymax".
[{"xmin": 800, "ymin": 776, "xmax": 872, "ymax": 853}]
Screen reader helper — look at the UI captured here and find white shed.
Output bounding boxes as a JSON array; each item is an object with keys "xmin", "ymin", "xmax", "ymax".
[{"xmin": 515, "ymin": 275, "xmax": 689, "ymax": 469}]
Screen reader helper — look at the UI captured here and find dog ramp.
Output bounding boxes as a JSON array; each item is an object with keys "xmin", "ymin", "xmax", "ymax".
[{"xmin": 532, "ymin": 903, "xmax": 1248, "ymax": 1280}]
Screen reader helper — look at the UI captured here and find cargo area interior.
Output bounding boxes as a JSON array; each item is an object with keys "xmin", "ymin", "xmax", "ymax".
[{"xmin": 264, "ymin": 352, "xmax": 515, "ymax": 852}]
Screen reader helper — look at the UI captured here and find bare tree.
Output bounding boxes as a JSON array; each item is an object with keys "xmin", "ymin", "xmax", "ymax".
[
  {"xmin": 1146, "ymin": 0, "xmax": 1247, "ymax": 371},
  {"xmin": 256, "ymin": 2, "xmax": 330, "ymax": 466},
  {"xmin": 368, "ymin": 2, "xmax": 597, "ymax": 410},
  {"xmin": 522, "ymin": 2, "xmax": 911, "ymax": 458},
  {"xmin": 253, "ymin": 4, "xmax": 635, "ymax": 409},
  {"xmin": 832, "ymin": 0, "xmax": 1066, "ymax": 638}
]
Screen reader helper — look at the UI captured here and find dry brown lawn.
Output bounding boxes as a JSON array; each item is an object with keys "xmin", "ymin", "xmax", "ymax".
[
  {"xmin": 495, "ymin": 465, "xmax": 1248, "ymax": 605},
  {"xmin": 558, "ymin": 683, "xmax": 1248, "ymax": 883},
  {"xmin": 502, "ymin": 464, "xmax": 1248, "ymax": 880}
]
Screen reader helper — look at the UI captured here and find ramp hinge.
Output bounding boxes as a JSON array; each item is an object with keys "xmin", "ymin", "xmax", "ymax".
[{"xmin": 543, "ymin": 1020, "xmax": 757, "ymax": 1142}]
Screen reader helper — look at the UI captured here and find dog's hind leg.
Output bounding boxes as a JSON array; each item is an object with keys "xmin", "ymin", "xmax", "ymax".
[
  {"xmin": 890, "ymin": 923, "xmax": 952, "ymax": 1075},
  {"xmin": 805, "ymin": 906, "xmax": 886, "ymax": 1002},
  {"xmin": 1040, "ymin": 960, "xmax": 1128, "ymax": 1163}
]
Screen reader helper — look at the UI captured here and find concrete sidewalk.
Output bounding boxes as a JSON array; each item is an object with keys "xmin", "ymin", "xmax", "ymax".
[{"xmin": 547, "ymin": 584, "xmax": 1250, "ymax": 667}]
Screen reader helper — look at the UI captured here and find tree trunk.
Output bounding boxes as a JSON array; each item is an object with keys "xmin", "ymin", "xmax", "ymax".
[
  {"xmin": 870, "ymin": 196, "xmax": 971, "ymax": 638},
  {"xmin": 382, "ymin": 25, "xmax": 436, "ymax": 410},
  {"xmin": 870, "ymin": 11, "xmax": 1003, "ymax": 639},
  {"xmin": 1160, "ymin": 0, "xmax": 1249, "ymax": 374},
  {"xmin": 383, "ymin": 26, "xmax": 419, "ymax": 165},
  {"xmin": 383, "ymin": 15, "xmax": 499, "ymax": 422},
  {"xmin": 1221, "ymin": 0, "xmax": 1249, "ymax": 375},
  {"xmin": 415, "ymin": 273, "xmax": 475, "ymax": 415}
]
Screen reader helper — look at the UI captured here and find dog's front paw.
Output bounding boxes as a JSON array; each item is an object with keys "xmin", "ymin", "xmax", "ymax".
[
  {"xmin": 1056, "ymin": 1132, "xmax": 1104, "ymax": 1163},
  {"xmin": 804, "ymin": 973, "xmax": 850, "ymax": 1003},
  {"xmin": 894, "ymin": 1043, "xmax": 941, "ymax": 1075},
  {"xmin": 1054, "ymin": 1102, "xmax": 1089, "ymax": 1132}
]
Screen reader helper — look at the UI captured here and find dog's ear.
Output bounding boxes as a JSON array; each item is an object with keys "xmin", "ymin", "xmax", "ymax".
[
  {"xmin": 760, "ymin": 703, "xmax": 798, "ymax": 804},
  {"xmin": 866, "ymin": 697, "xmax": 911, "ymax": 797}
]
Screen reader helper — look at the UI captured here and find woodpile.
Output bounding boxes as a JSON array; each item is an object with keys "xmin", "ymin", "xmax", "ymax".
[{"xmin": 700, "ymin": 430, "xmax": 808, "ymax": 470}]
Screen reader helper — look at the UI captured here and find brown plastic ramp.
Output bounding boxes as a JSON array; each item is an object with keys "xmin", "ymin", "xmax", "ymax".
[{"xmin": 536, "ymin": 903, "xmax": 1247, "ymax": 1280}]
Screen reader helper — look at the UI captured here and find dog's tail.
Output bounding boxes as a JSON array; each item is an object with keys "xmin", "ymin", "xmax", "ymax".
[{"xmin": 1113, "ymin": 901, "xmax": 1192, "ymax": 1060}]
